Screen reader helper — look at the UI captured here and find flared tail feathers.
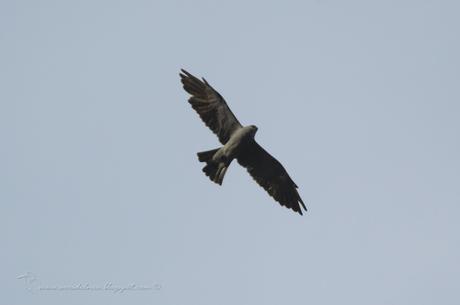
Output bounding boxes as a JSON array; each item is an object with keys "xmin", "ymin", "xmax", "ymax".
[{"xmin": 197, "ymin": 148, "xmax": 229, "ymax": 185}]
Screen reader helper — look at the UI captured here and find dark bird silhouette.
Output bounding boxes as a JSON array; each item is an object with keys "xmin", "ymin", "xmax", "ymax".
[{"xmin": 180, "ymin": 69, "xmax": 306, "ymax": 215}]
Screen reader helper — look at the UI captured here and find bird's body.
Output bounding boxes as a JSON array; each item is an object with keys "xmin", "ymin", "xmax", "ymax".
[
  {"xmin": 197, "ymin": 125, "xmax": 257, "ymax": 186},
  {"xmin": 180, "ymin": 69, "xmax": 306, "ymax": 215},
  {"xmin": 217, "ymin": 125, "xmax": 258, "ymax": 161}
]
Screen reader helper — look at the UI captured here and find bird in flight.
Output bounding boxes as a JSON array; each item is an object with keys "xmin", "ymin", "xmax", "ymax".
[{"xmin": 180, "ymin": 69, "xmax": 306, "ymax": 215}]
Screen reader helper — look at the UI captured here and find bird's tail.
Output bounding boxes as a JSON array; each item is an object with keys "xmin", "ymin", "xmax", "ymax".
[
  {"xmin": 197, "ymin": 148, "xmax": 219, "ymax": 162},
  {"xmin": 197, "ymin": 148, "xmax": 228, "ymax": 185}
]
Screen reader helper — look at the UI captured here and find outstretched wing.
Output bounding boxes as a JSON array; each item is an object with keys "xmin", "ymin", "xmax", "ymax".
[
  {"xmin": 180, "ymin": 69, "xmax": 242, "ymax": 144},
  {"xmin": 237, "ymin": 141, "xmax": 306, "ymax": 215}
]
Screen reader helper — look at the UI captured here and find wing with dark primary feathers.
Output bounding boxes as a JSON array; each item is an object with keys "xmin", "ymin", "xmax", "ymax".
[
  {"xmin": 180, "ymin": 69, "xmax": 242, "ymax": 144},
  {"xmin": 237, "ymin": 141, "xmax": 307, "ymax": 215}
]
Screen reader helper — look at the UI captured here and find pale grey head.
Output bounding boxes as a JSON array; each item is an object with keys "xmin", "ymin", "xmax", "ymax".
[{"xmin": 248, "ymin": 125, "xmax": 258, "ymax": 137}]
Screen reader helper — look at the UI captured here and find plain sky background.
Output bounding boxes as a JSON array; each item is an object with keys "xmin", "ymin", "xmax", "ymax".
[{"xmin": 2, "ymin": 0, "xmax": 459, "ymax": 304}]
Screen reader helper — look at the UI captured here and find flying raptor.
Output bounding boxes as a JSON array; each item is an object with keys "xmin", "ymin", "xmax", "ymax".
[{"xmin": 180, "ymin": 69, "xmax": 306, "ymax": 215}]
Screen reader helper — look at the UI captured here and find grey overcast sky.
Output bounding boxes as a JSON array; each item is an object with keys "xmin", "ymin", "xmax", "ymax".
[{"xmin": 2, "ymin": 0, "xmax": 459, "ymax": 304}]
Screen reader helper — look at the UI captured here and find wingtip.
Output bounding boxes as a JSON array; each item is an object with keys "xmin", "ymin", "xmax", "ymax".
[
  {"xmin": 179, "ymin": 68, "xmax": 188, "ymax": 78},
  {"xmin": 179, "ymin": 69, "xmax": 191, "ymax": 79},
  {"xmin": 299, "ymin": 199, "xmax": 307, "ymax": 214}
]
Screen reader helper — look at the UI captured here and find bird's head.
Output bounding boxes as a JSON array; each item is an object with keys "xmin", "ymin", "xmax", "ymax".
[{"xmin": 249, "ymin": 125, "xmax": 258, "ymax": 136}]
